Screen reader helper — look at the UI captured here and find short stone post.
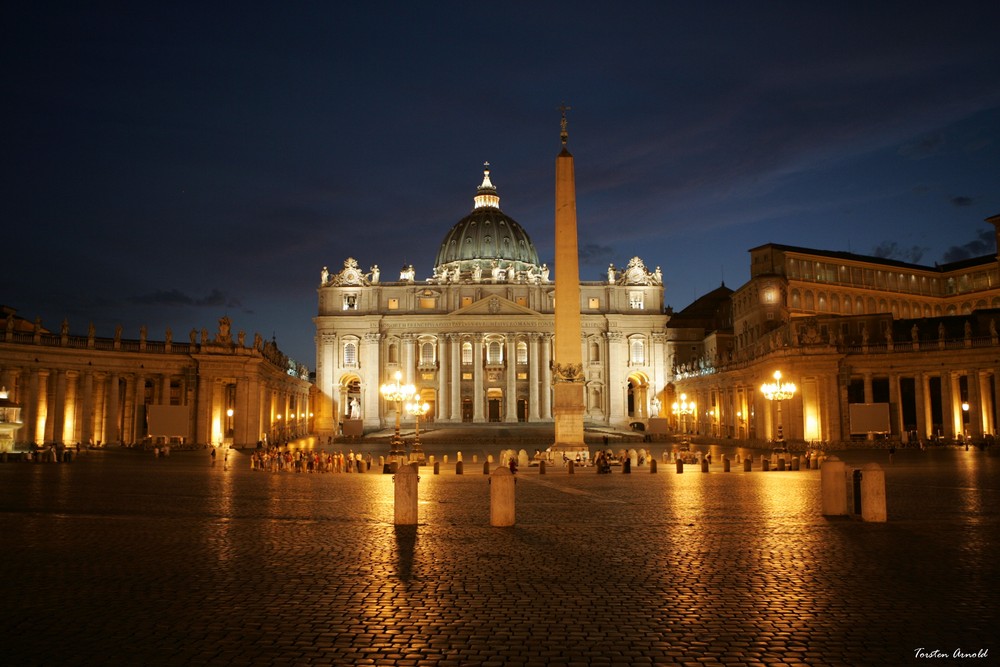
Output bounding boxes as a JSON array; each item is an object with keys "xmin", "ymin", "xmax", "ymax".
[
  {"xmin": 428, "ymin": 455, "xmax": 435, "ymax": 466},
  {"xmin": 443, "ymin": 455, "xmax": 449, "ymax": 464},
  {"xmin": 860, "ymin": 463, "xmax": 887, "ymax": 522},
  {"xmin": 379, "ymin": 455, "xmax": 385, "ymax": 467},
  {"xmin": 762, "ymin": 458, "xmax": 770, "ymax": 472},
  {"xmin": 743, "ymin": 458, "xmax": 752, "ymax": 472},
  {"xmin": 676, "ymin": 459, "xmax": 683, "ymax": 474},
  {"xmin": 539, "ymin": 460, "xmax": 546, "ymax": 474},
  {"xmin": 482, "ymin": 461, "xmax": 489, "ymax": 475},
  {"xmin": 650, "ymin": 459, "xmax": 657, "ymax": 473},
  {"xmin": 700, "ymin": 458, "xmax": 709, "ymax": 473},
  {"xmin": 820, "ymin": 456, "xmax": 848, "ymax": 516},
  {"xmin": 455, "ymin": 460, "xmax": 464, "ymax": 475},
  {"xmin": 568, "ymin": 460, "xmax": 575, "ymax": 474},
  {"xmin": 490, "ymin": 466, "xmax": 515, "ymax": 527},
  {"xmin": 433, "ymin": 461, "xmax": 440, "ymax": 475},
  {"xmin": 723, "ymin": 456, "xmax": 730, "ymax": 472},
  {"xmin": 791, "ymin": 456, "xmax": 799, "ymax": 471},
  {"xmin": 394, "ymin": 464, "xmax": 419, "ymax": 525},
  {"xmin": 777, "ymin": 458, "xmax": 786, "ymax": 471},
  {"xmin": 472, "ymin": 454, "xmax": 478, "ymax": 463}
]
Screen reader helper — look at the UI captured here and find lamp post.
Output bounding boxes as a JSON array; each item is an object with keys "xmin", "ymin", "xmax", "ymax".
[
  {"xmin": 671, "ymin": 393, "xmax": 696, "ymax": 434},
  {"xmin": 405, "ymin": 400, "xmax": 431, "ymax": 464},
  {"xmin": 380, "ymin": 370, "xmax": 416, "ymax": 461},
  {"xmin": 760, "ymin": 370, "xmax": 797, "ymax": 445}
]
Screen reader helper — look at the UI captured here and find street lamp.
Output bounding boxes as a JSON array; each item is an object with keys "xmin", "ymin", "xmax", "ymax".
[
  {"xmin": 380, "ymin": 370, "xmax": 416, "ymax": 461},
  {"xmin": 405, "ymin": 400, "xmax": 431, "ymax": 464},
  {"xmin": 671, "ymin": 393, "xmax": 696, "ymax": 434},
  {"xmin": 760, "ymin": 370, "xmax": 797, "ymax": 445}
]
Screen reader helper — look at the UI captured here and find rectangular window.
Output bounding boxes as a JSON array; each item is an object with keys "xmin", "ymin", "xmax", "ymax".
[
  {"xmin": 343, "ymin": 294, "xmax": 358, "ymax": 310},
  {"xmin": 629, "ymin": 292, "xmax": 644, "ymax": 310},
  {"xmin": 589, "ymin": 297, "xmax": 600, "ymax": 309},
  {"xmin": 461, "ymin": 296, "xmax": 473, "ymax": 307},
  {"xmin": 387, "ymin": 298, "xmax": 399, "ymax": 310},
  {"xmin": 516, "ymin": 296, "xmax": 527, "ymax": 306},
  {"xmin": 418, "ymin": 297, "xmax": 436, "ymax": 309},
  {"xmin": 462, "ymin": 372, "xmax": 473, "ymax": 380}
]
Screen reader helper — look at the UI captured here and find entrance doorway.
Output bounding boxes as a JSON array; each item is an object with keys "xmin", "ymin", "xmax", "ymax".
[
  {"xmin": 462, "ymin": 398, "xmax": 473, "ymax": 423},
  {"xmin": 487, "ymin": 388, "xmax": 503, "ymax": 422}
]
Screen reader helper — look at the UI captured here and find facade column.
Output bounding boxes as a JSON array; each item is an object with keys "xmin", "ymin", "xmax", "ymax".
[
  {"xmin": 450, "ymin": 334, "xmax": 461, "ymax": 421},
  {"xmin": 24, "ymin": 370, "xmax": 41, "ymax": 445},
  {"xmin": 402, "ymin": 334, "xmax": 416, "ymax": 385},
  {"xmin": 505, "ymin": 336, "xmax": 517, "ymax": 422},
  {"xmin": 473, "ymin": 334, "xmax": 484, "ymax": 422},
  {"xmin": 888, "ymin": 373, "xmax": 901, "ymax": 438},
  {"xmin": 80, "ymin": 371, "xmax": 94, "ymax": 446},
  {"xmin": 528, "ymin": 333, "xmax": 540, "ymax": 421},
  {"xmin": 606, "ymin": 332, "xmax": 626, "ymax": 424},
  {"xmin": 196, "ymin": 373, "xmax": 211, "ymax": 445},
  {"xmin": 540, "ymin": 334, "xmax": 552, "ymax": 420},
  {"xmin": 362, "ymin": 332, "xmax": 381, "ymax": 430},
  {"xmin": 437, "ymin": 336, "xmax": 448, "ymax": 421},
  {"xmin": 51, "ymin": 370, "xmax": 67, "ymax": 444},
  {"xmin": 863, "ymin": 372, "xmax": 874, "ymax": 404},
  {"xmin": 133, "ymin": 374, "xmax": 146, "ymax": 443}
]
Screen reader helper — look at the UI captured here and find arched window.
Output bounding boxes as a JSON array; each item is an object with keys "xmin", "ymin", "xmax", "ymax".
[
  {"xmin": 488, "ymin": 341, "xmax": 502, "ymax": 364},
  {"xmin": 589, "ymin": 340, "xmax": 600, "ymax": 362},
  {"xmin": 344, "ymin": 341, "xmax": 357, "ymax": 367},
  {"xmin": 516, "ymin": 341, "xmax": 528, "ymax": 365},
  {"xmin": 461, "ymin": 341, "xmax": 472, "ymax": 365},
  {"xmin": 630, "ymin": 338, "xmax": 646, "ymax": 365},
  {"xmin": 420, "ymin": 342, "xmax": 435, "ymax": 365},
  {"xmin": 387, "ymin": 343, "xmax": 398, "ymax": 364}
]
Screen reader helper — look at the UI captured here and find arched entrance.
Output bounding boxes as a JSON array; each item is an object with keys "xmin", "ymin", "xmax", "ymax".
[
  {"xmin": 487, "ymin": 388, "xmax": 503, "ymax": 422},
  {"xmin": 627, "ymin": 373, "xmax": 650, "ymax": 420},
  {"xmin": 339, "ymin": 375, "xmax": 363, "ymax": 437}
]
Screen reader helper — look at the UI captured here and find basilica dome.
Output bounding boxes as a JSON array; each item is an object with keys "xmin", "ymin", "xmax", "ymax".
[{"xmin": 433, "ymin": 166, "xmax": 541, "ymax": 277}]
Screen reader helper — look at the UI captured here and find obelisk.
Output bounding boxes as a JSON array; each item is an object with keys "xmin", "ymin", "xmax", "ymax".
[{"xmin": 551, "ymin": 105, "xmax": 586, "ymax": 454}]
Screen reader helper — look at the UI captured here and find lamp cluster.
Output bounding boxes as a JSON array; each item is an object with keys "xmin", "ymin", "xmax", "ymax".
[{"xmin": 760, "ymin": 370, "xmax": 797, "ymax": 401}]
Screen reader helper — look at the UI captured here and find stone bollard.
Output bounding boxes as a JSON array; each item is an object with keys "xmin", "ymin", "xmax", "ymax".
[
  {"xmin": 676, "ymin": 459, "xmax": 683, "ymax": 474},
  {"xmin": 650, "ymin": 459, "xmax": 657, "ymax": 474},
  {"xmin": 490, "ymin": 466, "xmax": 516, "ymax": 526},
  {"xmin": 393, "ymin": 464, "xmax": 419, "ymax": 525},
  {"xmin": 473, "ymin": 454, "xmax": 479, "ymax": 463},
  {"xmin": 778, "ymin": 458, "xmax": 786, "ymax": 471},
  {"xmin": 701, "ymin": 458, "xmax": 709, "ymax": 473},
  {"xmin": 443, "ymin": 455, "xmax": 449, "ymax": 464},
  {"xmin": 455, "ymin": 460, "xmax": 464, "ymax": 475},
  {"xmin": 860, "ymin": 463, "xmax": 887, "ymax": 522},
  {"xmin": 487, "ymin": 454, "xmax": 494, "ymax": 464},
  {"xmin": 791, "ymin": 456, "xmax": 799, "ymax": 471},
  {"xmin": 428, "ymin": 455, "xmax": 435, "ymax": 466},
  {"xmin": 379, "ymin": 455, "xmax": 385, "ymax": 467},
  {"xmin": 744, "ymin": 457, "xmax": 752, "ymax": 472},
  {"xmin": 433, "ymin": 461, "xmax": 440, "ymax": 475},
  {"xmin": 820, "ymin": 456, "xmax": 848, "ymax": 516},
  {"xmin": 568, "ymin": 460, "xmax": 575, "ymax": 474},
  {"xmin": 539, "ymin": 460, "xmax": 546, "ymax": 474},
  {"xmin": 457, "ymin": 451, "xmax": 463, "ymax": 462},
  {"xmin": 762, "ymin": 458, "xmax": 770, "ymax": 472},
  {"xmin": 724, "ymin": 456, "xmax": 731, "ymax": 473},
  {"xmin": 482, "ymin": 461, "xmax": 489, "ymax": 475}
]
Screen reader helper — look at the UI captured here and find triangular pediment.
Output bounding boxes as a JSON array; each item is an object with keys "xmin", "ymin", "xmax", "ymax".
[{"xmin": 451, "ymin": 295, "xmax": 540, "ymax": 317}]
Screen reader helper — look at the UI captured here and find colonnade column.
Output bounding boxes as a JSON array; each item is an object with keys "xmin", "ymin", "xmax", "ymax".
[
  {"xmin": 437, "ymin": 336, "xmax": 448, "ymax": 421},
  {"xmin": 80, "ymin": 371, "xmax": 94, "ymax": 446},
  {"xmin": 528, "ymin": 333, "xmax": 540, "ymax": 421},
  {"xmin": 106, "ymin": 372, "xmax": 120, "ymax": 446},
  {"xmin": 51, "ymin": 370, "xmax": 67, "ymax": 444},
  {"xmin": 888, "ymin": 373, "xmax": 901, "ymax": 439},
  {"xmin": 402, "ymin": 334, "xmax": 416, "ymax": 385},
  {"xmin": 914, "ymin": 372, "xmax": 928, "ymax": 440},
  {"xmin": 940, "ymin": 372, "xmax": 956, "ymax": 439},
  {"xmin": 473, "ymin": 334, "xmax": 484, "ymax": 422},
  {"xmin": 967, "ymin": 370, "xmax": 983, "ymax": 439},
  {"xmin": 505, "ymin": 336, "xmax": 517, "ymax": 422},
  {"xmin": 450, "ymin": 334, "xmax": 461, "ymax": 421}
]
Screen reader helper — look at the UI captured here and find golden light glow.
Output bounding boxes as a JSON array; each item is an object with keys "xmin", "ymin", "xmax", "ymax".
[
  {"xmin": 760, "ymin": 370, "xmax": 796, "ymax": 401},
  {"xmin": 671, "ymin": 393, "xmax": 696, "ymax": 415}
]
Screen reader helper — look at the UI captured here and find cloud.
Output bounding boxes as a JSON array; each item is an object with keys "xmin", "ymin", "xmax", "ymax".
[
  {"xmin": 578, "ymin": 243, "xmax": 615, "ymax": 265},
  {"xmin": 950, "ymin": 195, "xmax": 974, "ymax": 207},
  {"xmin": 871, "ymin": 241, "xmax": 927, "ymax": 264},
  {"xmin": 942, "ymin": 229, "xmax": 994, "ymax": 263},
  {"xmin": 130, "ymin": 288, "xmax": 244, "ymax": 309}
]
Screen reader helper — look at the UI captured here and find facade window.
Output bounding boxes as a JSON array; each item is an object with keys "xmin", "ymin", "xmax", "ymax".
[
  {"xmin": 589, "ymin": 297, "xmax": 600, "ymax": 309},
  {"xmin": 388, "ymin": 298, "xmax": 399, "ymax": 310},
  {"xmin": 516, "ymin": 341, "xmax": 528, "ymax": 365},
  {"xmin": 420, "ymin": 342, "xmax": 435, "ymax": 365},
  {"xmin": 629, "ymin": 292, "xmax": 644, "ymax": 310},
  {"xmin": 343, "ymin": 294, "xmax": 358, "ymax": 310},
  {"xmin": 461, "ymin": 296, "xmax": 473, "ymax": 307},
  {"xmin": 516, "ymin": 296, "xmax": 527, "ymax": 307},
  {"xmin": 462, "ymin": 342, "xmax": 472, "ymax": 365},
  {"xmin": 487, "ymin": 341, "xmax": 502, "ymax": 364},
  {"xmin": 630, "ymin": 339, "xmax": 645, "ymax": 365},
  {"xmin": 418, "ymin": 297, "xmax": 436, "ymax": 309},
  {"xmin": 590, "ymin": 340, "xmax": 600, "ymax": 362},
  {"xmin": 388, "ymin": 343, "xmax": 399, "ymax": 364},
  {"xmin": 344, "ymin": 341, "xmax": 357, "ymax": 367}
]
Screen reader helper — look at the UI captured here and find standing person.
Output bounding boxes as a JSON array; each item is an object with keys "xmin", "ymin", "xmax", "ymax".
[
  {"xmin": 211, "ymin": 447, "xmax": 217, "ymax": 466},
  {"xmin": 223, "ymin": 447, "xmax": 230, "ymax": 471},
  {"xmin": 889, "ymin": 445, "xmax": 896, "ymax": 464}
]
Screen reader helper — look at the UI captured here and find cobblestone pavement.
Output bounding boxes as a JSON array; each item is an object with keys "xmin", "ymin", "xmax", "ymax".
[{"xmin": 1, "ymin": 445, "xmax": 996, "ymax": 666}]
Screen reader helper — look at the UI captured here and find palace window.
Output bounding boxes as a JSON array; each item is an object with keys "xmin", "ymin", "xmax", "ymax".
[
  {"xmin": 630, "ymin": 338, "xmax": 646, "ymax": 365},
  {"xmin": 418, "ymin": 296, "xmax": 436, "ymax": 309},
  {"xmin": 420, "ymin": 342, "xmax": 435, "ymax": 365},
  {"xmin": 487, "ymin": 341, "xmax": 502, "ymax": 364},
  {"xmin": 388, "ymin": 298, "xmax": 399, "ymax": 310},
  {"xmin": 589, "ymin": 297, "xmax": 600, "ymax": 309},
  {"xmin": 516, "ymin": 341, "xmax": 528, "ymax": 365},
  {"xmin": 462, "ymin": 342, "xmax": 473, "ymax": 365},
  {"xmin": 343, "ymin": 341, "xmax": 358, "ymax": 367}
]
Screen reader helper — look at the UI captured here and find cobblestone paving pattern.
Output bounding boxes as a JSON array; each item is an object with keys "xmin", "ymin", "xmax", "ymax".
[{"xmin": 0, "ymin": 446, "xmax": 996, "ymax": 666}]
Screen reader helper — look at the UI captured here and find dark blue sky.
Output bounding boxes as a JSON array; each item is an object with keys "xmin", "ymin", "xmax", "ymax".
[{"xmin": 5, "ymin": 2, "xmax": 1000, "ymax": 365}]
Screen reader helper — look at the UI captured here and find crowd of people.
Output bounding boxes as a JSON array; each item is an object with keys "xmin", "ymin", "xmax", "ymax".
[{"xmin": 244, "ymin": 447, "xmax": 372, "ymax": 473}]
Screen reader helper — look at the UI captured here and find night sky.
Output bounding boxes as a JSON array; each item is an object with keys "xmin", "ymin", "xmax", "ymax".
[{"xmin": 6, "ymin": 2, "xmax": 1000, "ymax": 366}]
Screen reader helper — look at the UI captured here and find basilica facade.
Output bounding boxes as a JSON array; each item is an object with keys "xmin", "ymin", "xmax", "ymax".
[{"xmin": 314, "ymin": 168, "xmax": 669, "ymax": 438}]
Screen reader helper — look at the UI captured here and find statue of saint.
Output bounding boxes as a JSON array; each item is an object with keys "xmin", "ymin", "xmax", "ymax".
[
  {"xmin": 540, "ymin": 264, "xmax": 550, "ymax": 282},
  {"xmin": 608, "ymin": 264, "xmax": 616, "ymax": 284},
  {"xmin": 321, "ymin": 266, "xmax": 329, "ymax": 284},
  {"xmin": 472, "ymin": 263, "xmax": 482, "ymax": 282},
  {"xmin": 349, "ymin": 398, "xmax": 360, "ymax": 420},
  {"xmin": 653, "ymin": 266, "xmax": 662, "ymax": 285},
  {"xmin": 370, "ymin": 265, "xmax": 380, "ymax": 283}
]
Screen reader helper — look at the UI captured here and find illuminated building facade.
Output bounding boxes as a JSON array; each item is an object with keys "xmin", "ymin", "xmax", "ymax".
[
  {"xmin": 314, "ymin": 167, "xmax": 668, "ymax": 439},
  {"xmin": 0, "ymin": 308, "xmax": 313, "ymax": 448},
  {"xmin": 667, "ymin": 215, "xmax": 1000, "ymax": 445}
]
